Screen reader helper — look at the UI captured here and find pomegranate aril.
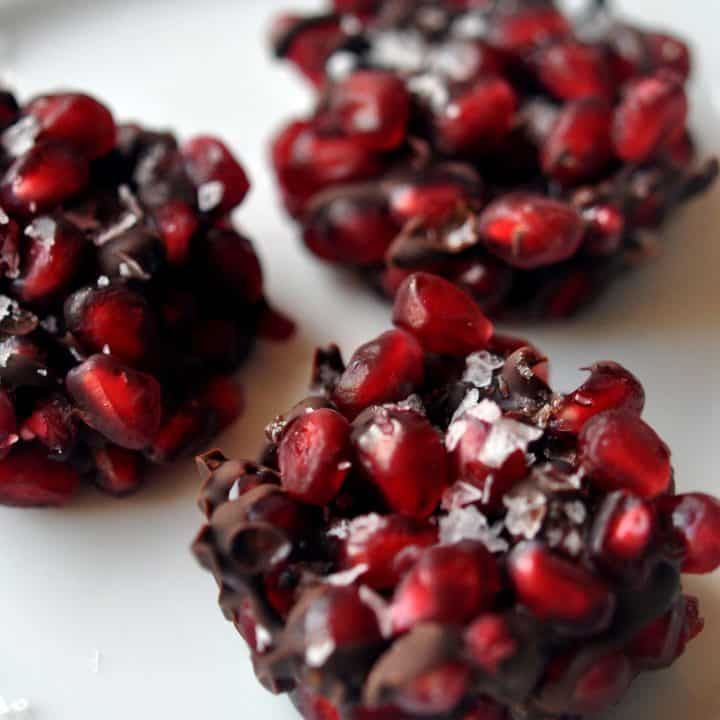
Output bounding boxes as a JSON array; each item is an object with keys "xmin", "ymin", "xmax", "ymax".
[
  {"xmin": 391, "ymin": 541, "xmax": 501, "ymax": 632},
  {"xmin": 646, "ymin": 32, "xmax": 692, "ymax": 80},
  {"xmin": 66, "ymin": 354, "xmax": 163, "ymax": 450},
  {"xmin": 65, "ymin": 285, "xmax": 156, "ymax": 365},
  {"xmin": 580, "ymin": 410, "xmax": 672, "ymax": 499},
  {"xmin": 0, "ymin": 141, "xmax": 89, "ymax": 215},
  {"xmin": 154, "ymin": 200, "xmax": 198, "ymax": 265},
  {"xmin": 613, "ymin": 71, "xmax": 688, "ymax": 162},
  {"xmin": 487, "ymin": 6, "xmax": 571, "ymax": 54},
  {"xmin": 392, "ymin": 272, "xmax": 494, "ymax": 356},
  {"xmin": 183, "ymin": 136, "xmax": 250, "ymax": 213},
  {"xmin": 592, "ymin": 491, "xmax": 656, "ymax": 564},
  {"xmin": 147, "ymin": 401, "xmax": 214, "ymax": 464},
  {"xmin": 93, "ymin": 444, "xmax": 144, "ymax": 496},
  {"xmin": 478, "ymin": 193, "xmax": 584, "ymax": 270},
  {"xmin": 279, "ymin": 408, "xmax": 352, "ymax": 505},
  {"xmin": 333, "ymin": 513, "xmax": 438, "ymax": 590},
  {"xmin": 660, "ymin": 493, "xmax": 720, "ymax": 574},
  {"xmin": 0, "ymin": 215, "xmax": 21, "ymax": 280},
  {"xmin": 20, "ymin": 395, "xmax": 76, "ymax": 458},
  {"xmin": 332, "ymin": 329, "xmax": 424, "ymax": 419},
  {"xmin": 568, "ymin": 652, "xmax": 633, "ymax": 715},
  {"xmin": 26, "ymin": 92, "xmax": 116, "ymax": 159},
  {"xmin": 394, "ymin": 661, "xmax": 470, "ymax": 716},
  {"xmin": 0, "ymin": 444, "xmax": 79, "ymax": 507},
  {"xmin": 465, "ymin": 614, "xmax": 517, "ymax": 674},
  {"xmin": 329, "ymin": 70, "xmax": 410, "ymax": 151},
  {"xmin": 549, "ymin": 362, "xmax": 645, "ymax": 435},
  {"xmin": 579, "ymin": 202, "xmax": 625, "ymax": 256},
  {"xmin": 433, "ymin": 76, "xmax": 517, "ymax": 156},
  {"xmin": 508, "ymin": 543, "xmax": 615, "ymax": 630},
  {"xmin": 541, "ymin": 99, "xmax": 614, "ymax": 186},
  {"xmin": 205, "ymin": 228, "xmax": 264, "ymax": 305},
  {"xmin": 353, "ymin": 405, "xmax": 448, "ymax": 519}
]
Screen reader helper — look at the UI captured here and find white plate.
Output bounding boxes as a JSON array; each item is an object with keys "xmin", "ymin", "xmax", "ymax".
[{"xmin": 0, "ymin": 1, "xmax": 718, "ymax": 718}]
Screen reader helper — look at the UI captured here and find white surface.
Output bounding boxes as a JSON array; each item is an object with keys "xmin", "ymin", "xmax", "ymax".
[{"xmin": 0, "ymin": 1, "xmax": 718, "ymax": 718}]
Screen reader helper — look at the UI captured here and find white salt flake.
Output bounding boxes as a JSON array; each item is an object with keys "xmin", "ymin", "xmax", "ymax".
[
  {"xmin": 25, "ymin": 217, "xmax": 57, "ymax": 249},
  {"xmin": 305, "ymin": 638, "xmax": 335, "ymax": 668},
  {"xmin": 94, "ymin": 212, "xmax": 137, "ymax": 247},
  {"xmin": 407, "ymin": 73, "xmax": 450, "ymax": 112},
  {"xmin": 369, "ymin": 30, "xmax": 428, "ymax": 74},
  {"xmin": 325, "ymin": 564, "xmax": 369, "ymax": 587},
  {"xmin": 441, "ymin": 481, "xmax": 485, "ymax": 511},
  {"xmin": 36, "ymin": 368, "xmax": 47, "ymax": 377},
  {"xmin": 504, "ymin": 489, "xmax": 547, "ymax": 540},
  {"xmin": 0, "ymin": 208, "xmax": 8, "ymax": 225},
  {"xmin": 102, "ymin": 344, "xmax": 111, "ymax": 355},
  {"xmin": 97, "ymin": 275, "xmax": 110, "ymax": 288},
  {"xmin": 2, "ymin": 115, "xmax": 39, "ymax": 157},
  {"xmin": 564, "ymin": 500, "xmax": 587, "ymax": 525},
  {"xmin": 255, "ymin": 625, "xmax": 273, "ymax": 653},
  {"xmin": 440, "ymin": 505, "xmax": 509, "ymax": 553},
  {"xmin": 462, "ymin": 351, "xmax": 504, "ymax": 388}
]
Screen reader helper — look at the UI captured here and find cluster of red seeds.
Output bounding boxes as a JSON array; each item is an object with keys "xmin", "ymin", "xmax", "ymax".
[
  {"xmin": 0, "ymin": 88, "xmax": 290, "ymax": 507},
  {"xmin": 193, "ymin": 272, "xmax": 720, "ymax": 720},
  {"xmin": 271, "ymin": 0, "xmax": 717, "ymax": 318}
]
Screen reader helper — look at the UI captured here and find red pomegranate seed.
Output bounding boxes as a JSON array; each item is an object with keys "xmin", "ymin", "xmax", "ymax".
[
  {"xmin": 462, "ymin": 697, "xmax": 509, "ymax": 720},
  {"xmin": 0, "ymin": 141, "xmax": 89, "ymax": 215},
  {"xmin": 613, "ymin": 71, "xmax": 688, "ymax": 162},
  {"xmin": 147, "ymin": 401, "xmax": 214, "ymax": 464},
  {"xmin": 533, "ymin": 42, "xmax": 613, "ymax": 101},
  {"xmin": 465, "ymin": 614, "xmax": 517, "ymax": 674},
  {"xmin": 65, "ymin": 285, "xmax": 156, "ymax": 365},
  {"xmin": 0, "ymin": 389, "xmax": 18, "ymax": 458},
  {"xmin": 333, "ymin": 513, "xmax": 438, "ymax": 590},
  {"xmin": 395, "ymin": 662, "xmax": 470, "ymax": 716},
  {"xmin": 26, "ymin": 92, "xmax": 117, "ymax": 159},
  {"xmin": 20, "ymin": 395, "xmax": 76, "ymax": 458},
  {"xmin": 508, "ymin": 543, "xmax": 614, "ymax": 629},
  {"xmin": 205, "ymin": 228, "xmax": 264, "ymax": 305},
  {"xmin": 646, "ymin": 32, "xmax": 691, "ymax": 81},
  {"xmin": 332, "ymin": 0, "xmax": 378, "ymax": 16},
  {"xmin": 478, "ymin": 193, "xmax": 584, "ymax": 270},
  {"xmin": 391, "ymin": 541, "xmax": 501, "ymax": 632},
  {"xmin": 540, "ymin": 268, "xmax": 598, "ymax": 319},
  {"xmin": 433, "ymin": 76, "xmax": 517, "ymax": 156},
  {"xmin": 353, "ymin": 406, "xmax": 448, "ymax": 518},
  {"xmin": 66, "ymin": 353, "xmax": 163, "ymax": 450},
  {"xmin": 569, "ymin": 652, "xmax": 633, "ymax": 714},
  {"xmin": 541, "ymin": 100, "xmax": 613, "ymax": 186},
  {"xmin": 278, "ymin": 407, "xmax": 352, "ymax": 505},
  {"xmin": 202, "ymin": 375, "xmax": 244, "ymax": 430},
  {"xmin": 93, "ymin": 444, "xmax": 144, "ymax": 496},
  {"xmin": 660, "ymin": 493, "xmax": 720, "ymax": 574},
  {"xmin": 154, "ymin": 200, "xmax": 199, "ymax": 265},
  {"xmin": 0, "ymin": 215, "xmax": 21, "ymax": 279},
  {"xmin": 392, "ymin": 272, "xmax": 494, "ymax": 356},
  {"xmin": 330, "ymin": 70, "xmax": 410, "ymax": 151},
  {"xmin": 0, "ymin": 444, "xmax": 79, "ymax": 507},
  {"xmin": 183, "ymin": 136, "xmax": 250, "ymax": 213},
  {"xmin": 549, "ymin": 362, "xmax": 645, "ymax": 435},
  {"xmin": 593, "ymin": 492, "xmax": 656, "ymax": 562},
  {"xmin": 14, "ymin": 216, "xmax": 86, "ymax": 303},
  {"xmin": 332, "ymin": 329, "xmax": 424, "ymax": 419},
  {"xmin": 579, "ymin": 203, "xmax": 625, "ymax": 256},
  {"xmin": 303, "ymin": 191, "xmax": 399, "ymax": 265},
  {"xmin": 579, "ymin": 410, "xmax": 671, "ymax": 499},
  {"xmin": 487, "ymin": 6, "xmax": 571, "ymax": 54},
  {"xmin": 273, "ymin": 14, "xmax": 344, "ymax": 87}
]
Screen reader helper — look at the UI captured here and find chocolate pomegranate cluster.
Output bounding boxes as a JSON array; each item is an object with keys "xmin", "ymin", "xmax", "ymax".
[
  {"xmin": 0, "ymin": 88, "xmax": 290, "ymax": 507},
  {"xmin": 271, "ymin": 0, "xmax": 717, "ymax": 318},
  {"xmin": 193, "ymin": 272, "xmax": 720, "ymax": 720}
]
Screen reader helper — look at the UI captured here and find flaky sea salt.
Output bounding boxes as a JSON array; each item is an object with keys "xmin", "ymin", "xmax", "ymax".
[{"xmin": 440, "ymin": 505, "xmax": 509, "ymax": 553}]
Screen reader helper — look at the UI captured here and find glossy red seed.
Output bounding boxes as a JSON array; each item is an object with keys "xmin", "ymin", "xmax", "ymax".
[
  {"xmin": 333, "ymin": 329, "xmax": 424, "ymax": 419},
  {"xmin": 488, "ymin": 6, "xmax": 571, "ymax": 54},
  {"xmin": 0, "ymin": 215, "xmax": 21, "ymax": 279},
  {"xmin": 661, "ymin": 493, "xmax": 720, "ymax": 574},
  {"xmin": 478, "ymin": 193, "xmax": 584, "ymax": 270},
  {"xmin": 0, "ymin": 389, "xmax": 18, "ymax": 458},
  {"xmin": 0, "ymin": 141, "xmax": 89, "ymax": 215},
  {"xmin": 541, "ymin": 100, "xmax": 613, "ymax": 186},
  {"xmin": 14, "ymin": 216, "xmax": 86, "ymax": 303},
  {"xmin": 534, "ymin": 42, "xmax": 613, "ymax": 101},
  {"xmin": 94, "ymin": 444, "xmax": 144, "ymax": 496},
  {"xmin": 580, "ymin": 203, "xmax": 625, "ymax": 256},
  {"xmin": 353, "ymin": 406, "xmax": 447, "ymax": 518},
  {"xmin": 508, "ymin": 543, "xmax": 614, "ymax": 628},
  {"xmin": 333, "ymin": 513, "xmax": 438, "ymax": 590},
  {"xmin": 0, "ymin": 444, "xmax": 79, "ymax": 507},
  {"xmin": 202, "ymin": 375, "xmax": 244, "ymax": 430},
  {"xmin": 148, "ymin": 401, "xmax": 213, "ymax": 464},
  {"xmin": 392, "ymin": 272, "xmax": 494, "ymax": 356},
  {"xmin": 465, "ymin": 614, "xmax": 517, "ymax": 674},
  {"xmin": 391, "ymin": 541, "xmax": 501, "ymax": 632},
  {"xmin": 154, "ymin": 200, "xmax": 198, "ymax": 265},
  {"xmin": 66, "ymin": 354, "xmax": 163, "ymax": 450},
  {"xmin": 303, "ymin": 192, "xmax": 399, "ymax": 265},
  {"xmin": 395, "ymin": 662, "xmax": 470, "ymax": 716},
  {"xmin": 20, "ymin": 395, "xmax": 76, "ymax": 458},
  {"xmin": 579, "ymin": 410, "xmax": 672, "ymax": 499},
  {"xmin": 570, "ymin": 653, "xmax": 633, "ymax": 714},
  {"xmin": 595, "ymin": 492, "xmax": 656, "ymax": 561},
  {"xmin": 549, "ymin": 362, "xmax": 645, "ymax": 435},
  {"xmin": 26, "ymin": 92, "xmax": 117, "ymax": 159},
  {"xmin": 279, "ymin": 408, "xmax": 352, "ymax": 505},
  {"xmin": 330, "ymin": 70, "xmax": 410, "ymax": 151},
  {"xmin": 183, "ymin": 136, "xmax": 250, "ymax": 213},
  {"xmin": 65, "ymin": 285, "xmax": 156, "ymax": 365},
  {"xmin": 646, "ymin": 32, "xmax": 691, "ymax": 81},
  {"xmin": 205, "ymin": 228, "xmax": 263, "ymax": 305},
  {"xmin": 434, "ymin": 76, "xmax": 517, "ymax": 156},
  {"xmin": 613, "ymin": 72, "xmax": 688, "ymax": 162}
]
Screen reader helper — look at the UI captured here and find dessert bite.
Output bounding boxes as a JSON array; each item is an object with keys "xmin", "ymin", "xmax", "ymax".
[
  {"xmin": 193, "ymin": 272, "xmax": 719, "ymax": 720},
  {"xmin": 0, "ymin": 88, "xmax": 291, "ymax": 507},
  {"xmin": 271, "ymin": 0, "xmax": 717, "ymax": 319}
]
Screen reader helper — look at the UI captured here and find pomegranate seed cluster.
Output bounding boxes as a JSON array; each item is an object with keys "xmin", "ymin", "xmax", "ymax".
[
  {"xmin": 193, "ymin": 272, "xmax": 720, "ymax": 720},
  {"xmin": 0, "ymin": 88, "xmax": 290, "ymax": 507},
  {"xmin": 271, "ymin": 0, "xmax": 717, "ymax": 319}
]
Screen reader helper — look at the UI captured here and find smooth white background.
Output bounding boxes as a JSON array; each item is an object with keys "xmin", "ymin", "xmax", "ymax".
[{"xmin": 0, "ymin": 1, "xmax": 717, "ymax": 718}]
